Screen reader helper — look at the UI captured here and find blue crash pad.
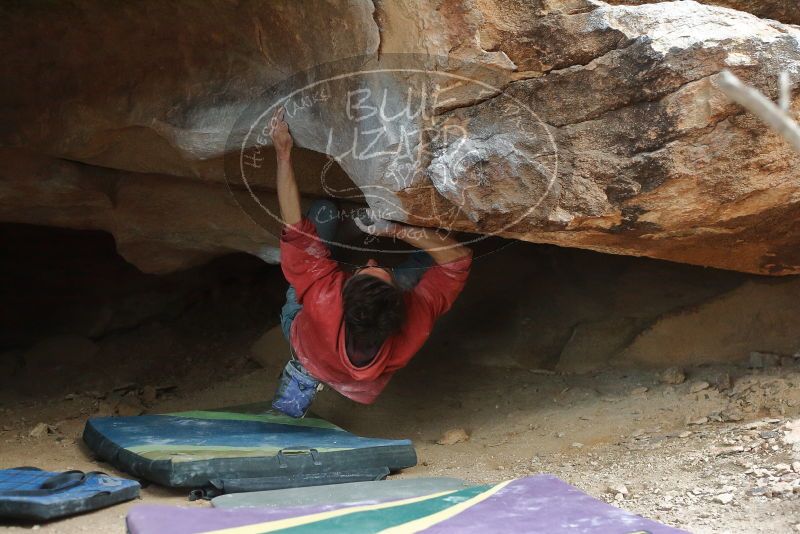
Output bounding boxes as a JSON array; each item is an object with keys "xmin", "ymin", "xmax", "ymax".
[
  {"xmin": 82, "ymin": 404, "xmax": 416, "ymax": 496},
  {"xmin": 0, "ymin": 467, "xmax": 140, "ymax": 521}
]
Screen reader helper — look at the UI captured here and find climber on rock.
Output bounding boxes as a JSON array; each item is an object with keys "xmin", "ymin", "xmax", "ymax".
[{"xmin": 268, "ymin": 106, "xmax": 472, "ymax": 417}]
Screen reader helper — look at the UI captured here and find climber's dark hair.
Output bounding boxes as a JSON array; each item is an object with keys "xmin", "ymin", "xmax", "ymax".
[{"xmin": 343, "ymin": 274, "xmax": 405, "ymax": 358}]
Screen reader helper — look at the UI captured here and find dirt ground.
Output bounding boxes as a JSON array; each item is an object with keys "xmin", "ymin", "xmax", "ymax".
[
  {"xmin": 1, "ymin": 231, "xmax": 799, "ymax": 532},
  {"xmin": 1, "ymin": 345, "xmax": 799, "ymax": 533}
]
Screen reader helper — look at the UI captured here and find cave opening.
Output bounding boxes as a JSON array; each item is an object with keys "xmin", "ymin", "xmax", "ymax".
[
  {"xmin": 0, "ymin": 222, "xmax": 287, "ymax": 400},
  {"xmin": 2, "ymin": 220, "xmax": 797, "ymax": 405},
  {"xmin": 2, "ymin": 219, "xmax": 800, "ymax": 532}
]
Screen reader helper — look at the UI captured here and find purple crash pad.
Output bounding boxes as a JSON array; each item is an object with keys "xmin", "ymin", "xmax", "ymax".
[{"xmin": 127, "ymin": 475, "xmax": 689, "ymax": 533}]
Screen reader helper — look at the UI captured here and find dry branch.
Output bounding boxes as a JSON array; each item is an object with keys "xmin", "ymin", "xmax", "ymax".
[
  {"xmin": 718, "ymin": 70, "xmax": 800, "ymax": 154},
  {"xmin": 779, "ymin": 71, "xmax": 791, "ymax": 112}
]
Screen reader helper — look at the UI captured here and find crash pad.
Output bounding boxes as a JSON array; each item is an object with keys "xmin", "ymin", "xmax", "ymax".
[
  {"xmin": 0, "ymin": 468, "xmax": 139, "ymax": 521},
  {"xmin": 82, "ymin": 403, "xmax": 416, "ymax": 495},
  {"xmin": 211, "ymin": 477, "xmax": 470, "ymax": 509},
  {"xmin": 126, "ymin": 475, "xmax": 689, "ymax": 533}
]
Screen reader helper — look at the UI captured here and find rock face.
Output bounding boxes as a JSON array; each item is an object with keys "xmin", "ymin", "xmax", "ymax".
[
  {"xmin": 419, "ymin": 241, "xmax": 800, "ymax": 372},
  {"xmin": 615, "ymin": 277, "xmax": 800, "ymax": 367},
  {"xmin": 608, "ymin": 0, "xmax": 800, "ymax": 25},
  {"xmin": 0, "ymin": 0, "xmax": 377, "ymax": 272},
  {"xmin": 1, "ymin": 0, "xmax": 799, "ymax": 274}
]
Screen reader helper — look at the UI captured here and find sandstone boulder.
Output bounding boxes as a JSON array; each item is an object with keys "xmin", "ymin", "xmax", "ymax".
[
  {"xmin": 608, "ymin": 0, "xmax": 800, "ymax": 25},
  {"xmin": 1, "ymin": 1, "xmax": 798, "ymax": 274},
  {"xmin": 615, "ymin": 277, "xmax": 800, "ymax": 367}
]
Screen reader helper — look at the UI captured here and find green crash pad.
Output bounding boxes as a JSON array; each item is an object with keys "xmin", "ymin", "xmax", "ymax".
[
  {"xmin": 127, "ymin": 476, "xmax": 689, "ymax": 533},
  {"xmin": 83, "ymin": 403, "xmax": 417, "ymax": 496},
  {"xmin": 211, "ymin": 477, "xmax": 470, "ymax": 508}
]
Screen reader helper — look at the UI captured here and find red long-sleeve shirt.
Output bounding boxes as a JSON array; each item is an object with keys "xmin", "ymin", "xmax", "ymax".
[{"xmin": 280, "ymin": 218, "xmax": 471, "ymax": 404}]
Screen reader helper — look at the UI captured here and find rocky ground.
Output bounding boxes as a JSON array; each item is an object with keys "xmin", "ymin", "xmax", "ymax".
[
  {"xmin": 1, "ymin": 331, "xmax": 798, "ymax": 533},
  {"xmin": 2, "ymin": 227, "xmax": 799, "ymax": 532}
]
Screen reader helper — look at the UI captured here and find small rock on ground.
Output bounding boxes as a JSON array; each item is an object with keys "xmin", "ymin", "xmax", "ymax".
[
  {"xmin": 749, "ymin": 351, "xmax": 781, "ymax": 368},
  {"xmin": 661, "ymin": 367, "xmax": 686, "ymax": 385},
  {"xmin": 714, "ymin": 493, "xmax": 734, "ymax": 504},
  {"xmin": 437, "ymin": 428, "xmax": 470, "ymax": 445},
  {"xmin": 29, "ymin": 422, "xmax": 54, "ymax": 438},
  {"xmin": 140, "ymin": 385, "xmax": 157, "ymax": 404}
]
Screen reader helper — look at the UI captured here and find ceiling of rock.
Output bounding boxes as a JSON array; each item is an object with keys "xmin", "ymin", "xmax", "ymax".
[{"xmin": 1, "ymin": 0, "xmax": 798, "ymax": 274}]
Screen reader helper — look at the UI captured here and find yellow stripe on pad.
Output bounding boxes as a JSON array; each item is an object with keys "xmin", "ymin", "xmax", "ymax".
[
  {"xmin": 378, "ymin": 479, "xmax": 513, "ymax": 533},
  {"xmin": 204, "ymin": 490, "xmax": 461, "ymax": 534},
  {"xmin": 163, "ymin": 410, "xmax": 344, "ymax": 431}
]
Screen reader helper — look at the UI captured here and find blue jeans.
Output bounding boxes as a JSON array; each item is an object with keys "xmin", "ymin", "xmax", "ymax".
[{"xmin": 273, "ymin": 200, "xmax": 433, "ymax": 416}]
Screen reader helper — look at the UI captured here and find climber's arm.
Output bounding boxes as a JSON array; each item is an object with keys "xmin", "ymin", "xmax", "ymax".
[
  {"xmin": 394, "ymin": 225, "xmax": 471, "ymax": 265},
  {"xmin": 355, "ymin": 217, "xmax": 471, "ymax": 265},
  {"xmin": 269, "ymin": 107, "xmax": 302, "ymax": 226}
]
